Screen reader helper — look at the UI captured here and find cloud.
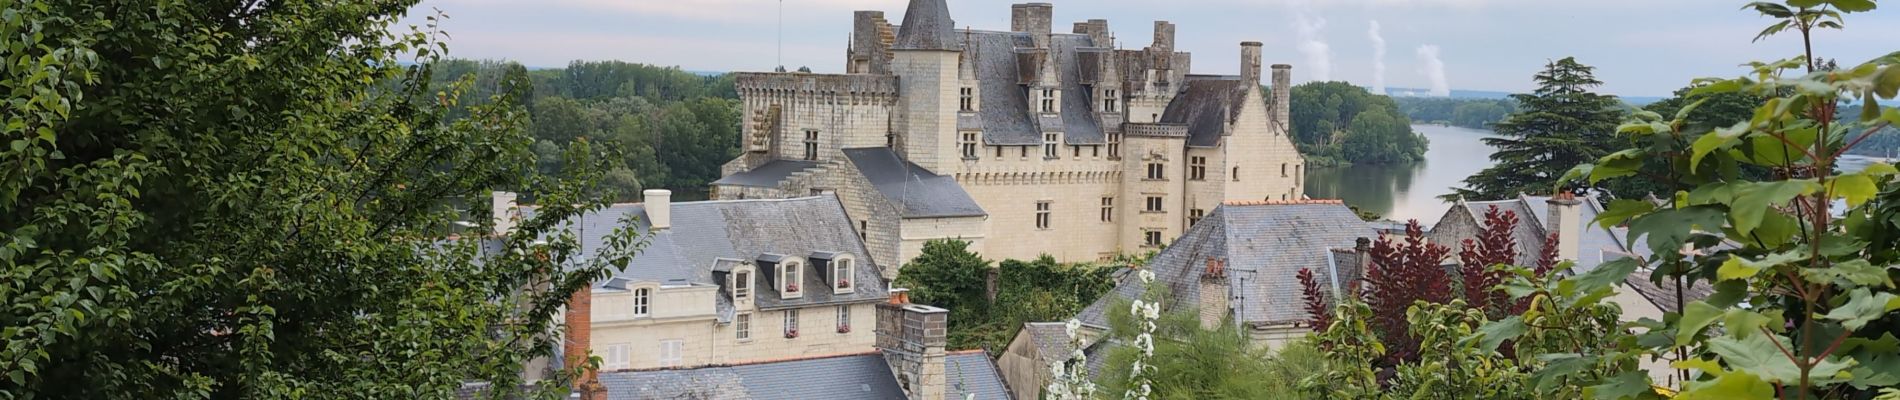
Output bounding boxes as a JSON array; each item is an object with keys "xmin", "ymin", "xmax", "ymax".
[
  {"xmin": 1415, "ymin": 44, "xmax": 1450, "ymax": 96},
  {"xmin": 1289, "ymin": 1, "xmax": 1332, "ymax": 81},
  {"xmin": 1368, "ymin": 20, "xmax": 1386, "ymax": 94}
]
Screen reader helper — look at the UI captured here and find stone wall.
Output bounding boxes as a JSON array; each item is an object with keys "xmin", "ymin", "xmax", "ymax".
[
  {"xmin": 735, "ymin": 73, "xmax": 897, "ymax": 163},
  {"xmin": 588, "ymin": 294, "xmax": 879, "ymax": 370}
]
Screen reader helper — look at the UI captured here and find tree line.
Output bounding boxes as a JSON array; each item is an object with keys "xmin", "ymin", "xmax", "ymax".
[
  {"xmin": 1285, "ymin": 81, "xmax": 1432, "ymax": 166},
  {"xmin": 1393, "ymin": 97, "xmax": 1519, "ymax": 130}
]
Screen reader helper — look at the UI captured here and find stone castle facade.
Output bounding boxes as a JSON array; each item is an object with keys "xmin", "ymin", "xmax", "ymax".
[{"xmin": 711, "ymin": 0, "xmax": 1306, "ymax": 270}]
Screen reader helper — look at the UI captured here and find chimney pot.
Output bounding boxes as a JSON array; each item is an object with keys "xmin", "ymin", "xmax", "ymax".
[
  {"xmin": 1546, "ymin": 194, "xmax": 1584, "ymax": 263},
  {"xmin": 643, "ymin": 189, "xmax": 672, "ymax": 230},
  {"xmin": 492, "ymin": 191, "xmax": 519, "ymax": 237}
]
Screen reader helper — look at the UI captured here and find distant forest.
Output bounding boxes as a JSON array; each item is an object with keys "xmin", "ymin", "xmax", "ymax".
[
  {"xmin": 1392, "ymin": 97, "xmax": 1518, "ymax": 130},
  {"xmin": 1284, "ymin": 81, "xmax": 1431, "ymax": 166},
  {"xmin": 431, "ymin": 59, "xmax": 741, "ymax": 201}
]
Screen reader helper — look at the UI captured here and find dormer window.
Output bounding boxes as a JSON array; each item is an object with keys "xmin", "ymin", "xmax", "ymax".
[
  {"xmin": 781, "ymin": 261, "xmax": 802, "ymax": 297},
  {"xmin": 1103, "ymin": 89, "xmax": 1119, "ymax": 112},
  {"xmin": 632, "ymin": 288, "xmax": 651, "ymax": 317},
  {"xmin": 1040, "ymin": 89, "xmax": 1057, "ymax": 113},
  {"xmin": 733, "ymin": 271, "xmax": 751, "ymax": 300},
  {"xmin": 832, "ymin": 258, "xmax": 854, "ymax": 294},
  {"xmin": 960, "ymin": 87, "xmax": 975, "ymax": 112}
]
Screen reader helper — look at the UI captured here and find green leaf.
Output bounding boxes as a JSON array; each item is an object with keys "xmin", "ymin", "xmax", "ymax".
[
  {"xmin": 1629, "ymin": 206, "xmax": 1727, "ymax": 258},
  {"xmin": 1829, "ymin": 0, "xmax": 1877, "ymax": 12},
  {"xmin": 1677, "ymin": 364, "xmax": 1777, "ymax": 400},
  {"xmin": 1832, "ymin": 173, "xmax": 1878, "ymax": 208},
  {"xmin": 1874, "ymin": 65, "xmax": 1900, "ymax": 99},
  {"xmin": 1674, "ymin": 98, "xmax": 1711, "ymax": 122},
  {"xmin": 1822, "ymin": 288, "xmax": 1900, "ymax": 330},
  {"xmin": 1799, "ymin": 259, "xmax": 1894, "ymax": 288},
  {"xmin": 1573, "ymin": 257, "xmax": 1640, "ymax": 294},
  {"xmin": 1723, "ymin": 308, "xmax": 1782, "ymax": 339},
  {"xmin": 1717, "ymin": 251, "xmax": 1804, "ymax": 281},
  {"xmin": 1593, "ymin": 199, "xmax": 1654, "ymax": 229},
  {"xmin": 1864, "ymin": 162, "xmax": 1900, "ymax": 176},
  {"xmin": 1590, "ymin": 149, "xmax": 1645, "ymax": 184},
  {"xmin": 1691, "ymin": 123, "xmax": 1747, "ymax": 173},
  {"xmin": 1710, "ymin": 333, "xmax": 1803, "ymax": 383},
  {"xmin": 1585, "ymin": 371, "xmax": 1653, "ymax": 400},
  {"xmin": 1729, "ymin": 180, "xmax": 1818, "ymax": 236},
  {"xmin": 1677, "ymin": 301, "xmax": 1723, "ymax": 345},
  {"xmin": 1841, "ymin": 333, "xmax": 1900, "ymax": 388},
  {"xmin": 1473, "ymin": 316, "xmax": 1527, "ymax": 352}
]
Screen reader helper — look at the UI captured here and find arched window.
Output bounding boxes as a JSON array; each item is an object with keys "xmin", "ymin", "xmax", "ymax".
[{"xmin": 632, "ymin": 288, "xmax": 651, "ymax": 317}]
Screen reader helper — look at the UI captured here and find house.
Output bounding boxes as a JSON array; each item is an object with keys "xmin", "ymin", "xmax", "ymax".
[
  {"xmin": 712, "ymin": 0, "xmax": 1308, "ymax": 270},
  {"xmin": 995, "ymin": 321, "xmax": 1116, "ymax": 400},
  {"xmin": 515, "ymin": 190, "xmax": 893, "ymax": 372},
  {"xmin": 1423, "ymin": 191, "xmax": 1714, "ymax": 387}
]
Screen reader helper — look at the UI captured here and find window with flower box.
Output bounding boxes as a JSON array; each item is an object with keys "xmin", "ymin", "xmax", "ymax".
[
  {"xmin": 784, "ymin": 309, "xmax": 800, "ymax": 338},
  {"xmin": 836, "ymin": 305, "xmax": 851, "ymax": 334}
]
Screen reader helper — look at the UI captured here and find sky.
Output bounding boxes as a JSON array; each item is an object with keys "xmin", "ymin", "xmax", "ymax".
[{"xmin": 400, "ymin": 0, "xmax": 1900, "ymax": 97}]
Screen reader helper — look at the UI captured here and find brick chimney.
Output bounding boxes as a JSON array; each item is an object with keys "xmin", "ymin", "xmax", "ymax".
[
  {"xmin": 878, "ymin": 292, "xmax": 948, "ymax": 400},
  {"xmin": 1546, "ymin": 192, "xmax": 1583, "ymax": 263},
  {"xmin": 564, "ymin": 287, "xmax": 607, "ymax": 400},
  {"xmin": 1198, "ymin": 257, "xmax": 1230, "ymax": 330},
  {"xmin": 643, "ymin": 189, "xmax": 671, "ymax": 230}
]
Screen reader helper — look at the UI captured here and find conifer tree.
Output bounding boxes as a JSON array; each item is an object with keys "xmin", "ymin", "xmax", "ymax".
[{"xmin": 1452, "ymin": 58, "xmax": 1626, "ymax": 200}]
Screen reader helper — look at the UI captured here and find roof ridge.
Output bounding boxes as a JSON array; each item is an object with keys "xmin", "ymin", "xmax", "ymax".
[
  {"xmin": 1220, "ymin": 199, "xmax": 1346, "ymax": 206},
  {"xmin": 609, "ymin": 350, "xmax": 883, "ymax": 374}
]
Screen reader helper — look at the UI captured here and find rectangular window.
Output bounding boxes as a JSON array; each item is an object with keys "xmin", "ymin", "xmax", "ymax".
[
  {"xmin": 603, "ymin": 343, "xmax": 629, "ymax": 370},
  {"xmin": 736, "ymin": 313, "xmax": 752, "ymax": 340},
  {"xmin": 995, "ymin": 146, "xmax": 1004, "ymax": 158},
  {"xmin": 1101, "ymin": 197, "xmax": 1114, "ymax": 222},
  {"xmin": 1282, "ymin": 163, "xmax": 1289, "ymax": 177},
  {"xmin": 784, "ymin": 309, "xmax": 800, "ymax": 338},
  {"xmin": 1092, "ymin": 146, "xmax": 1100, "ymax": 157},
  {"xmin": 1108, "ymin": 133, "xmax": 1121, "ymax": 158},
  {"xmin": 659, "ymin": 339, "xmax": 683, "ymax": 367},
  {"xmin": 1145, "ymin": 231, "xmax": 1163, "ymax": 247},
  {"xmin": 1189, "ymin": 208, "xmax": 1205, "ymax": 227},
  {"xmin": 961, "ymin": 132, "xmax": 978, "ymax": 159},
  {"xmin": 1035, "ymin": 201, "xmax": 1052, "ymax": 230},
  {"xmin": 1233, "ymin": 166, "xmax": 1240, "ymax": 182},
  {"xmin": 734, "ymin": 272, "xmax": 751, "ymax": 299},
  {"xmin": 1189, "ymin": 156, "xmax": 1206, "ymax": 181},
  {"xmin": 836, "ymin": 305, "xmax": 851, "ymax": 333},
  {"xmin": 1020, "ymin": 146, "xmax": 1028, "ymax": 158},
  {"xmin": 834, "ymin": 259, "xmax": 852, "ymax": 291},
  {"xmin": 960, "ymin": 87, "xmax": 975, "ymax": 111},
  {"xmin": 782, "ymin": 263, "xmax": 801, "ymax": 295},
  {"xmin": 1044, "ymin": 133, "xmax": 1059, "ymax": 159},
  {"xmin": 632, "ymin": 288, "xmax": 651, "ymax": 317},
  {"xmin": 1146, "ymin": 196, "xmax": 1164, "ymax": 212},
  {"xmin": 1103, "ymin": 89, "xmax": 1119, "ymax": 112},
  {"xmin": 1146, "ymin": 163, "xmax": 1165, "ymax": 180},
  {"xmin": 1040, "ymin": 89, "xmax": 1057, "ymax": 113},
  {"xmin": 1073, "ymin": 145, "xmax": 1081, "ymax": 158},
  {"xmin": 859, "ymin": 220, "xmax": 868, "ymax": 242},
  {"xmin": 806, "ymin": 130, "xmax": 823, "ymax": 158}
]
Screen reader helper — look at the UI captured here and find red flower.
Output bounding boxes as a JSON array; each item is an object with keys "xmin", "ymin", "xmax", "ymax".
[
  {"xmin": 785, "ymin": 283, "xmax": 799, "ymax": 293},
  {"xmin": 837, "ymin": 325, "xmax": 851, "ymax": 333},
  {"xmin": 785, "ymin": 328, "xmax": 799, "ymax": 339},
  {"xmin": 837, "ymin": 279, "xmax": 851, "ymax": 289}
]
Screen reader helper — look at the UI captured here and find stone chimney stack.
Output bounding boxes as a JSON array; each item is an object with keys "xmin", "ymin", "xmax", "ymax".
[
  {"xmin": 1240, "ymin": 41, "xmax": 1263, "ymax": 87},
  {"xmin": 564, "ymin": 287, "xmax": 607, "ymax": 400},
  {"xmin": 878, "ymin": 294, "xmax": 948, "ymax": 400},
  {"xmin": 1198, "ymin": 258, "xmax": 1230, "ymax": 330},
  {"xmin": 491, "ymin": 191, "xmax": 519, "ymax": 237},
  {"xmin": 1152, "ymin": 21, "xmax": 1175, "ymax": 54},
  {"xmin": 1271, "ymin": 64, "xmax": 1293, "ymax": 134},
  {"xmin": 1547, "ymin": 192, "xmax": 1583, "ymax": 262},
  {"xmin": 643, "ymin": 189, "xmax": 671, "ymax": 230},
  {"xmin": 1011, "ymin": 3, "xmax": 1053, "ymax": 48},
  {"xmin": 1073, "ymin": 19, "xmax": 1111, "ymax": 47},
  {"xmin": 850, "ymin": 11, "xmax": 894, "ymax": 74}
]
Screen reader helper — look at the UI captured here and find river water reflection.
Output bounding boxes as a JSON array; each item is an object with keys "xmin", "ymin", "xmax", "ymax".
[{"xmin": 1304, "ymin": 125, "xmax": 1500, "ymax": 225}]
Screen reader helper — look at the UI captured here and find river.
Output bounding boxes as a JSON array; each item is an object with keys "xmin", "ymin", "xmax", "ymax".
[{"xmin": 1304, "ymin": 125, "xmax": 1500, "ymax": 225}]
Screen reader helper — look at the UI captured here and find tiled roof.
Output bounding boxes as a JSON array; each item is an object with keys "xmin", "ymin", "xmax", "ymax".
[
  {"xmin": 1079, "ymin": 202, "xmax": 1374, "ymax": 327},
  {"xmin": 946, "ymin": 350, "xmax": 1014, "ymax": 400},
  {"xmin": 712, "ymin": 159, "xmax": 821, "ymax": 188},
  {"xmin": 1160, "ymin": 78, "xmax": 1253, "ymax": 148},
  {"xmin": 542, "ymin": 196, "xmax": 891, "ymax": 310},
  {"xmin": 842, "ymin": 147, "xmax": 986, "ymax": 218}
]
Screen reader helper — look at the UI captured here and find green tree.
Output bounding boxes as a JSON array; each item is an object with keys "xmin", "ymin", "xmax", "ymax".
[
  {"xmin": 895, "ymin": 240, "xmax": 995, "ymax": 335},
  {"xmin": 1098, "ymin": 286, "xmax": 1324, "ymax": 399},
  {"xmin": 1289, "ymin": 81, "xmax": 1428, "ymax": 165},
  {"xmin": 2, "ymin": 3, "xmax": 641, "ymax": 399},
  {"xmin": 1452, "ymin": 57, "xmax": 1626, "ymax": 200},
  {"xmin": 1550, "ymin": 0, "xmax": 1900, "ymax": 397}
]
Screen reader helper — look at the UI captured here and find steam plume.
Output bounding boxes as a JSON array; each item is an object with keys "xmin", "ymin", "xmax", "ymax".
[
  {"xmin": 1415, "ymin": 44, "xmax": 1449, "ymax": 97},
  {"xmin": 1291, "ymin": 2, "xmax": 1331, "ymax": 81},
  {"xmin": 1368, "ymin": 20, "xmax": 1386, "ymax": 94}
]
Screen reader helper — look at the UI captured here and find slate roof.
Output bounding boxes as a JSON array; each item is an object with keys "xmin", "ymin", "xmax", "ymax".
[
  {"xmin": 1458, "ymin": 193, "xmax": 1628, "ymax": 274},
  {"xmin": 712, "ymin": 159, "xmax": 820, "ymax": 188},
  {"xmin": 600, "ymin": 352, "xmax": 901, "ymax": 399},
  {"xmin": 1160, "ymin": 77, "xmax": 1252, "ymax": 148},
  {"xmin": 1078, "ymin": 201, "xmax": 1374, "ymax": 327},
  {"xmin": 541, "ymin": 196, "xmax": 890, "ymax": 311},
  {"xmin": 946, "ymin": 350, "xmax": 1014, "ymax": 400},
  {"xmin": 1022, "ymin": 322, "xmax": 1074, "ymax": 365},
  {"xmin": 958, "ymin": 30, "xmax": 1109, "ymax": 146},
  {"xmin": 893, "ymin": 0, "xmax": 957, "ymax": 51},
  {"xmin": 843, "ymin": 147, "xmax": 986, "ymax": 218},
  {"xmin": 1623, "ymin": 267, "xmax": 1715, "ymax": 313},
  {"xmin": 596, "ymin": 350, "xmax": 1014, "ymax": 400}
]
